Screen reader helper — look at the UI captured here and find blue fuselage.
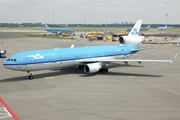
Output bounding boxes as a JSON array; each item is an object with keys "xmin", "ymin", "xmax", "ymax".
[
  {"xmin": 45, "ymin": 29, "xmax": 74, "ymax": 33},
  {"xmin": 3, "ymin": 46, "xmax": 139, "ymax": 71},
  {"xmin": 127, "ymin": 28, "xmax": 149, "ymax": 31}
]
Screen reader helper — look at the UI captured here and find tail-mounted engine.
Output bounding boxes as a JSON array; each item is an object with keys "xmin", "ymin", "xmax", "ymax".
[{"xmin": 119, "ymin": 36, "xmax": 144, "ymax": 45}]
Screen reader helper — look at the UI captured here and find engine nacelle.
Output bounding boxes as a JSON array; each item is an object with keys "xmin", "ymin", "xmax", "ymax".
[
  {"xmin": 119, "ymin": 36, "xmax": 144, "ymax": 45},
  {"xmin": 84, "ymin": 63, "xmax": 102, "ymax": 73},
  {"xmin": 56, "ymin": 31, "xmax": 62, "ymax": 35}
]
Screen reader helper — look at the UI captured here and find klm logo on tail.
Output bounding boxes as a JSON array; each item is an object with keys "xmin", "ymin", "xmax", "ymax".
[
  {"xmin": 128, "ymin": 20, "xmax": 142, "ymax": 36},
  {"xmin": 131, "ymin": 28, "xmax": 138, "ymax": 35}
]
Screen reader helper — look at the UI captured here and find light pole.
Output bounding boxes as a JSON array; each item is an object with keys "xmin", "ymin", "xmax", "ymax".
[
  {"xmin": 53, "ymin": 13, "xmax": 54, "ymax": 35},
  {"xmin": 84, "ymin": 14, "xmax": 86, "ymax": 35},
  {"xmin": 53, "ymin": 13, "xmax": 55, "ymax": 28},
  {"xmin": 106, "ymin": 16, "xmax": 107, "ymax": 33},
  {"xmin": 165, "ymin": 14, "xmax": 168, "ymax": 36}
]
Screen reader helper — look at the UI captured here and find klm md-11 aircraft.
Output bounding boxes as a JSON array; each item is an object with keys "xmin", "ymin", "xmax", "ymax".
[
  {"xmin": 45, "ymin": 24, "xmax": 74, "ymax": 36},
  {"xmin": 3, "ymin": 20, "xmax": 177, "ymax": 79}
]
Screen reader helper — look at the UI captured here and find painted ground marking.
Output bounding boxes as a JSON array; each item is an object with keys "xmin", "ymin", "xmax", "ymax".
[
  {"xmin": 0, "ymin": 107, "xmax": 12, "ymax": 119},
  {"xmin": 0, "ymin": 98, "xmax": 19, "ymax": 120},
  {"xmin": 46, "ymin": 76, "xmax": 54, "ymax": 79},
  {"xmin": 0, "ymin": 67, "xmax": 4, "ymax": 70},
  {"xmin": 141, "ymin": 80, "xmax": 180, "ymax": 96},
  {"xmin": 127, "ymin": 76, "xmax": 135, "ymax": 78}
]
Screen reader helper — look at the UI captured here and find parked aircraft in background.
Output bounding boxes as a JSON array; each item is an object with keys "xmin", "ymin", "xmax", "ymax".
[
  {"xmin": 127, "ymin": 25, "xmax": 150, "ymax": 31},
  {"xmin": 158, "ymin": 25, "xmax": 167, "ymax": 30},
  {"xmin": 35, "ymin": 27, "xmax": 41, "ymax": 30},
  {"xmin": 3, "ymin": 20, "xmax": 177, "ymax": 79},
  {"xmin": 45, "ymin": 24, "xmax": 74, "ymax": 36}
]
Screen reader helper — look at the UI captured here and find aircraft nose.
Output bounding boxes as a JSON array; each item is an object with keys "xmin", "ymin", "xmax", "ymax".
[{"xmin": 3, "ymin": 61, "xmax": 11, "ymax": 69}]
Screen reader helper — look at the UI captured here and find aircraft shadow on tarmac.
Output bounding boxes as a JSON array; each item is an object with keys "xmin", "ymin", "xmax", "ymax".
[
  {"xmin": 0, "ymin": 64, "xmax": 162, "ymax": 82},
  {"xmin": 79, "ymin": 71, "xmax": 162, "ymax": 78}
]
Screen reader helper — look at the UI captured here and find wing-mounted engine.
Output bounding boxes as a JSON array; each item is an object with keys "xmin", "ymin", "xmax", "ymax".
[
  {"xmin": 119, "ymin": 36, "xmax": 144, "ymax": 45},
  {"xmin": 84, "ymin": 62, "xmax": 102, "ymax": 73},
  {"xmin": 56, "ymin": 31, "xmax": 62, "ymax": 35}
]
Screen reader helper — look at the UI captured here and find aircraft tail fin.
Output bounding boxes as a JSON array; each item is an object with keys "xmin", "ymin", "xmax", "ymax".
[
  {"xmin": 128, "ymin": 20, "xmax": 143, "ymax": 36},
  {"xmin": 165, "ymin": 25, "xmax": 167, "ymax": 28},
  {"xmin": 45, "ymin": 24, "xmax": 49, "ymax": 29},
  {"xmin": 147, "ymin": 25, "xmax": 150, "ymax": 29}
]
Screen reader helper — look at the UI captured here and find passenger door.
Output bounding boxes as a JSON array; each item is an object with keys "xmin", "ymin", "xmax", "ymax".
[
  {"xmin": 88, "ymin": 52, "xmax": 91, "ymax": 59},
  {"xmin": 22, "ymin": 58, "xmax": 26, "ymax": 65},
  {"xmin": 51, "ymin": 55, "xmax": 56, "ymax": 63}
]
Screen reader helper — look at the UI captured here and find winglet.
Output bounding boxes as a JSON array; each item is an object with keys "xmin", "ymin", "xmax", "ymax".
[
  {"xmin": 172, "ymin": 54, "xmax": 178, "ymax": 61},
  {"xmin": 70, "ymin": 44, "xmax": 74, "ymax": 48},
  {"xmin": 170, "ymin": 54, "xmax": 178, "ymax": 64}
]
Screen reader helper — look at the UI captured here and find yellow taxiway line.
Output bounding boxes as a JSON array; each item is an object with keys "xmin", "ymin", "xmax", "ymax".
[{"xmin": 141, "ymin": 80, "xmax": 180, "ymax": 96}]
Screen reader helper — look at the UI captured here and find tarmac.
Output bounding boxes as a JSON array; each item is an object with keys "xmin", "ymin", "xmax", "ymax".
[{"xmin": 0, "ymin": 32, "xmax": 179, "ymax": 120}]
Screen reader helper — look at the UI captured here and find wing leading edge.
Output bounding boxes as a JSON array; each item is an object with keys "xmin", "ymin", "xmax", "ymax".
[{"xmin": 79, "ymin": 54, "xmax": 178, "ymax": 64}]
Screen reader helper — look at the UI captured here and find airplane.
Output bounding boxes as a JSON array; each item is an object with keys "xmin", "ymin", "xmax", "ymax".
[
  {"xmin": 45, "ymin": 24, "xmax": 74, "ymax": 36},
  {"xmin": 35, "ymin": 27, "xmax": 41, "ymax": 30},
  {"xmin": 3, "ymin": 20, "xmax": 178, "ymax": 79},
  {"xmin": 158, "ymin": 25, "xmax": 167, "ymax": 30},
  {"xmin": 127, "ymin": 25, "xmax": 150, "ymax": 31}
]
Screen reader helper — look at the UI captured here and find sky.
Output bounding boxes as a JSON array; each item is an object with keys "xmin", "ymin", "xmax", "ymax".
[{"xmin": 0, "ymin": 0, "xmax": 179, "ymax": 24}]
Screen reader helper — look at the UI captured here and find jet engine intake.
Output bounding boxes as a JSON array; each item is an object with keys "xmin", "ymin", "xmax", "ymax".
[
  {"xmin": 84, "ymin": 63, "xmax": 102, "ymax": 73},
  {"xmin": 119, "ymin": 36, "xmax": 144, "ymax": 45}
]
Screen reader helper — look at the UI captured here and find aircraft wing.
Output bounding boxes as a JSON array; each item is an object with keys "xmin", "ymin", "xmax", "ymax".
[{"xmin": 79, "ymin": 54, "xmax": 178, "ymax": 64}]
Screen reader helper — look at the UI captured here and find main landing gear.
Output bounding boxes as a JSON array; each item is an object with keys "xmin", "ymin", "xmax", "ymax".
[
  {"xmin": 28, "ymin": 71, "xmax": 33, "ymax": 80},
  {"xmin": 78, "ymin": 65, "xmax": 84, "ymax": 69},
  {"xmin": 99, "ymin": 68, "xmax": 108, "ymax": 73}
]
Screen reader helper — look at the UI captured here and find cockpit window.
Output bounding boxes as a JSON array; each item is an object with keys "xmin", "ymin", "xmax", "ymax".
[{"xmin": 7, "ymin": 59, "xmax": 17, "ymax": 62}]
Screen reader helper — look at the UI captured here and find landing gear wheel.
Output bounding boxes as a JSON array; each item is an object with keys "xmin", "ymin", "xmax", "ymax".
[
  {"xmin": 28, "ymin": 71, "xmax": 33, "ymax": 80},
  {"xmin": 104, "ymin": 68, "xmax": 108, "ymax": 72},
  {"xmin": 124, "ymin": 62, "xmax": 129, "ymax": 65},
  {"xmin": 29, "ymin": 76, "xmax": 33, "ymax": 80},
  {"xmin": 78, "ymin": 65, "xmax": 84, "ymax": 69}
]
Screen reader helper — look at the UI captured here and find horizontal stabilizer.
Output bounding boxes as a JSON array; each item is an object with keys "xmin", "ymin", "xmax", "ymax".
[
  {"xmin": 131, "ymin": 47, "xmax": 158, "ymax": 52},
  {"xmin": 70, "ymin": 44, "xmax": 74, "ymax": 48}
]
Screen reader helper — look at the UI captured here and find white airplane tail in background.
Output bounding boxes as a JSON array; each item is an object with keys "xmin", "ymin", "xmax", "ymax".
[
  {"xmin": 147, "ymin": 25, "xmax": 150, "ymax": 29},
  {"xmin": 119, "ymin": 20, "xmax": 144, "ymax": 46},
  {"xmin": 45, "ymin": 24, "xmax": 49, "ymax": 29},
  {"xmin": 128, "ymin": 20, "xmax": 142, "ymax": 36}
]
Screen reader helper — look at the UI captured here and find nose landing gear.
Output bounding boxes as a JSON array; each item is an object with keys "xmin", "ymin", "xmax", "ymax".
[{"xmin": 28, "ymin": 71, "xmax": 33, "ymax": 80}]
